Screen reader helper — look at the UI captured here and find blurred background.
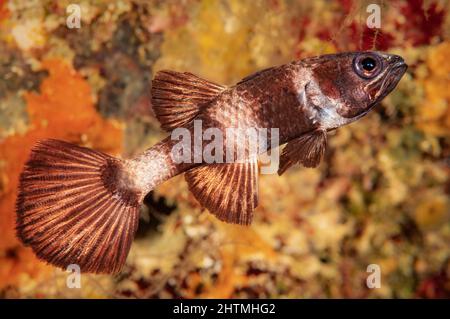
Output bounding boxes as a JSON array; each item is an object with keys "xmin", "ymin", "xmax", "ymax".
[{"xmin": 0, "ymin": 0, "xmax": 449, "ymax": 298}]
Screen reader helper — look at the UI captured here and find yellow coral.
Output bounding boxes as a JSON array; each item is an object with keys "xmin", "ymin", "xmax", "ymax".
[
  {"xmin": 154, "ymin": 0, "xmax": 296, "ymax": 84},
  {"xmin": 414, "ymin": 192, "xmax": 449, "ymax": 230},
  {"xmin": 11, "ymin": 19, "xmax": 46, "ymax": 51},
  {"xmin": 417, "ymin": 41, "xmax": 450, "ymax": 136}
]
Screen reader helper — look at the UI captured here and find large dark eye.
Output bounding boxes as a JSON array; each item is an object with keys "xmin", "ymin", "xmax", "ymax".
[
  {"xmin": 353, "ymin": 54, "xmax": 382, "ymax": 79},
  {"xmin": 361, "ymin": 57, "xmax": 376, "ymax": 71}
]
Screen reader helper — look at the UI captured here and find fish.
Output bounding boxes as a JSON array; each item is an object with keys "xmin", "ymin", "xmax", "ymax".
[{"xmin": 16, "ymin": 51, "xmax": 407, "ymax": 273}]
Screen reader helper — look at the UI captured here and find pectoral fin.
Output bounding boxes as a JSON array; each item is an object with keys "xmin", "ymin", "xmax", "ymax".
[
  {"xmin": 278, "ymin": 130, "xmax": 327, "ymax": 175},
  {"xmin": 185, "ymin": 160, "xmax": 259, "ymax": 225}
]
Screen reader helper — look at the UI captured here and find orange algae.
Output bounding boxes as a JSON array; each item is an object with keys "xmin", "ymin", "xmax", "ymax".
[
  {"xmin": 0, "ymin": 0, "xmax": 9, "ymax": 23},
  {"xmin": 0, "ymin": 58, "xmax": 123, "ymax": 290}
]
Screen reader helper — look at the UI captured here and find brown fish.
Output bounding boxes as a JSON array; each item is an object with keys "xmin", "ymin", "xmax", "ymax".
[{"xmin": 16, "ymin": 51, "xmax": 407, "ymax": 273}]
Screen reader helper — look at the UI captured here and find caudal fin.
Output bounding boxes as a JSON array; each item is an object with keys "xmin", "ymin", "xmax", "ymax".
[{"xmin": 16, "ymin": 139, "xmax": 142, "ymax": 274}]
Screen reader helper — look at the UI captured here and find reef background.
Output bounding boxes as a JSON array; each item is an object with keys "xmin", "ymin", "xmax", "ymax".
[{"xmin": 0, "ymin": 0, "xmax": 449, "ymax": 298}]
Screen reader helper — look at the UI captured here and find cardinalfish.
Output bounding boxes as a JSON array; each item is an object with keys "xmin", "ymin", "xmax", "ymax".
[{"xmin": 16, "ymin": 51, "xmax": 407, "ymax": 273}]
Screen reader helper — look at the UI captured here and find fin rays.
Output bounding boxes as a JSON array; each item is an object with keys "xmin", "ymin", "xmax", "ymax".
[
  {"xmin": 278, "ymin": 130, "xmax": 327, "ymax": 175},
  {"xmin": 16, "ymin": 139, "xmax": 142, "ymax": 274},
  {"xmin": 185, "ymin": 160, "xmax": 259, "ymax": 226},
  {"xmin": 151, "ymin": 70, "xmax": 226, "ymax": 131}
]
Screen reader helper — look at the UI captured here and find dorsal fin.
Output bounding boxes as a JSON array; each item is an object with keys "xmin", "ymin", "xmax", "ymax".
[
  {"xmin": 151, "ymin": 70, "xmax": 226, "ymax": 131},
  {"xmin": 185, "ymin": 160, "xmax": 259, "ymax": 226},
  {"xmin": 278, "ymin": 130, "xmax": 327, "ymax": 175}
]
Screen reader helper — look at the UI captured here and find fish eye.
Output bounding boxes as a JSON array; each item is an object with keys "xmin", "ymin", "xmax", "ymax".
[
  {"xmin": 353, "ymin": 54, "xmax": 382, "ymax": 79},
  {"xmin": 361, "ymin": 57, "xmax": 376, "ymax": 71}
]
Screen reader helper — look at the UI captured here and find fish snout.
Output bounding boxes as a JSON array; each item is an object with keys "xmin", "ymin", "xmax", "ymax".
[{"xmin": 387, "ymin": 54, "xmax": 408, "ymax": 71}]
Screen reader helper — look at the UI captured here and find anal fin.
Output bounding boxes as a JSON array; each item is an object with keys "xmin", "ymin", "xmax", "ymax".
[
  {"xmin": 151, "ymin": 70, "xmax": 226, "ymax": 131},
  {"xmin": 278, "ymin": 130, "xmax": 327, "ymax": 175},
  {"xmin": 185, "ymin": 160, "xmax": 258, "ymax": 226}
]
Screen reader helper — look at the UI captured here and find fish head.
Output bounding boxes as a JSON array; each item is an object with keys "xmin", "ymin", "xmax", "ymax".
[{"xmin": 307, "ymin": 51, "xmax": 408, "ymax": 121}]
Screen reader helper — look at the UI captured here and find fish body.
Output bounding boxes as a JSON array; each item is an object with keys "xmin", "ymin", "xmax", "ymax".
[{"xmin": 16, "ymin": 51, "xmax": 407, "ymax": 273}]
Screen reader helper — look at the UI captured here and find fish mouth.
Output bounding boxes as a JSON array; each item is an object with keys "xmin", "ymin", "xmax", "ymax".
[
  {"xmin": 382, "ymin": 60, "xmax": 408, "ymax": 93},
  {"xmin": 367, "ymin": 58, "xmax": 408, "ymax": 110}
]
